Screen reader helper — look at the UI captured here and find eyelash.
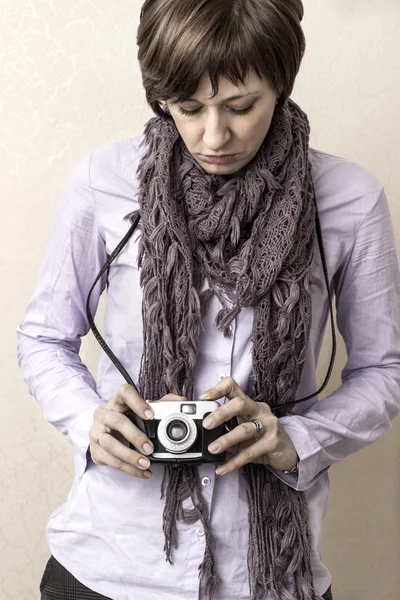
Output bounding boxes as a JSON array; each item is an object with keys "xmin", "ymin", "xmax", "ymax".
[{"xmin": 178, "ymin": 104, "xmax": 255, "ymax": 117}]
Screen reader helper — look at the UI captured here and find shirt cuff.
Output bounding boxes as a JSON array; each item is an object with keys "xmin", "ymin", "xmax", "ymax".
[
  {"xmin": 68, "ymin": 403, "xmax": 98, "ymax": 480},
  {"xmin": 267, "ymin": 415, "xmax": 330, "ymax": 492}
]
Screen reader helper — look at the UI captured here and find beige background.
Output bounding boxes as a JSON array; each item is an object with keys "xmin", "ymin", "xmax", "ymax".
[{"xmin": 1, "ymin": 0, "xmax": 400, "ymax": 598}]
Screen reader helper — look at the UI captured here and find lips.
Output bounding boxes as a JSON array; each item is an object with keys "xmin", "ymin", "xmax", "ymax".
[{"xmin": 205, "ymin": 155, "xmax": 237, "ymax": 165}]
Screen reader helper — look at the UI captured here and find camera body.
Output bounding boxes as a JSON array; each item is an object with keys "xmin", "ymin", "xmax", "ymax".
[{"xmin": 127, "ymin": 400, "xmax": 226, "ymax": 466}]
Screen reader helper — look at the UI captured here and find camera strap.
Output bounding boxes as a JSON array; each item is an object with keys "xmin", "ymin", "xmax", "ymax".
[
  {"xmin": 86, "ymin": 203, "xmax": 336, "ymax": 410},
  {"xmin": 86, "ymin": 213, "xmax": 141, "ymax": 393}
]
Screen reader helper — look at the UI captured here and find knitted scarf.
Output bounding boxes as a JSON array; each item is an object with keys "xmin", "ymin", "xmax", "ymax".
[{"xmin": 131, "ymin": 99, "xmax": 321, "ymax": 600}]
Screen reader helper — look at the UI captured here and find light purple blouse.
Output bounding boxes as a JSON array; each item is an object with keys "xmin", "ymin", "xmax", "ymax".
[{"xmin": 17, "ymin": 137, "xmax": 400, "ymax": 600}]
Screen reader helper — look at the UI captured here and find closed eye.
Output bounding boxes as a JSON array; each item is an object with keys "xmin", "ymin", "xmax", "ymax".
[{"xmin": 178, "ymin": 104, "xmax": 256, "ymax": 117}]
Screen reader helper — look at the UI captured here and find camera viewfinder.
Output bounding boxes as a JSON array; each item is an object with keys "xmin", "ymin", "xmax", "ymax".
[{"xmin": 181, "ymin": 404, "xmax": 196, "ymax": 415}]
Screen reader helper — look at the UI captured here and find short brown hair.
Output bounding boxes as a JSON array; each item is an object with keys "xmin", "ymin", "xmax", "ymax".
[{"xmin": 137, "ymin": 0, "xmax": 305, "ymax": 118}]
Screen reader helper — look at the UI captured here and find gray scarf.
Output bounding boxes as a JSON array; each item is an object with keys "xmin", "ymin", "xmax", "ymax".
[{"xmin": 131, "ymin": 99, "xmax": 322, "ymax": 600}]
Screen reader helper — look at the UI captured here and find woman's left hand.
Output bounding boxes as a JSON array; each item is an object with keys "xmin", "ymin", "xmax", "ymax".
[{"xmin": 200, "ymin": 377, "xmax": 298, "ymax": 476}]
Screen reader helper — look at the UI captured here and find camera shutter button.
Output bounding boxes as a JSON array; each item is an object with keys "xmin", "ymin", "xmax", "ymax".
[{"xmin": 201, "ymin": 477, "xmax": 211, "ymax": 487}]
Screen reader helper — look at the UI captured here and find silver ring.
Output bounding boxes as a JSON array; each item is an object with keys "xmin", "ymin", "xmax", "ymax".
[
  {"xmin": 250, "ymin": 419, "xmax": 263, "ymax": 439},
  {"xmin": 96, "ymin": 430, "xmax": 110, "ymax": 445}
]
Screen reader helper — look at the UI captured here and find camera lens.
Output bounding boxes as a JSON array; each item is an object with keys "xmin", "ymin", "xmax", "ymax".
[
  {"xmin": 166, "ymin": 420, "xmax": 188, "ymax": 442},
  {"xmin": 157, "ymin": 412, "xmax": 198, "ymax": 454}
]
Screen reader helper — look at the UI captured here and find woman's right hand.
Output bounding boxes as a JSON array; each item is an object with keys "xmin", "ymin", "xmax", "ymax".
[{"xmin": 89, "ymin": 384, "xmax": 156, "ymax": 479}]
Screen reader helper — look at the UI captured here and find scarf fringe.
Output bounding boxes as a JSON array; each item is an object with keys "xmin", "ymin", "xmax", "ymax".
[{"xmin": 161, "ymin": 466, "xmax": 221, "ymax": 599}]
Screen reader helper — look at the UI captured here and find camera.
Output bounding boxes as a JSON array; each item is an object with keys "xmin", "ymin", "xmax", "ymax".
[{"xmin": 127, "ymin": 401, "xmax": 227, "ymax": 466}]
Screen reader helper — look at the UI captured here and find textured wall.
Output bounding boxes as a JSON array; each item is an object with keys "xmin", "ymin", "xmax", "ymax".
[{"xmin": 2, "ymin": 1, "xmax": 400, "ymax": 598}]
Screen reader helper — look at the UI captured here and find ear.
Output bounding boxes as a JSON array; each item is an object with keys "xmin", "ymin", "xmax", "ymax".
[{"xmin": 160, "ymin": 101, "xmax": 171, "ymax": 116}]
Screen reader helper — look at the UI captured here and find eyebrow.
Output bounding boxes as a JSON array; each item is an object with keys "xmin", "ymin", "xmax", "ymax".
[{"xmin": 182, "ymin": 91, "xmax": 261, "ymax": 103}]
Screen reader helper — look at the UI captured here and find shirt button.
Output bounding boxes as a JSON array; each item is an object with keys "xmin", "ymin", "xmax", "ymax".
[
  {"xmin": 218, "ymin": 373, "xmax": 228, "ymax": 381},
  {"xmin": 196, "ymin": 527, "xmax": 205, "ymax": 537},
  {"xmin": 201, "ymin": 477, "xmax": 211, "ymax": 487}
]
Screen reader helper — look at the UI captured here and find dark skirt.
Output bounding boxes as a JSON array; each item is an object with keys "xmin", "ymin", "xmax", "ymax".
[{"xmin": 40, "ymin": 555, "xmax": 333, "ymax": 600}]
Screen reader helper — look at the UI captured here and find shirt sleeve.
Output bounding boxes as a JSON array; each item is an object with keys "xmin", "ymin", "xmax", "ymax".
[
  {"xmin": 273, "ymin": 189, "xmax": 400, "ymax": 492},
  {"xmin": 17, "ymin": 152, "xmax": 108, "ymax": 480}
]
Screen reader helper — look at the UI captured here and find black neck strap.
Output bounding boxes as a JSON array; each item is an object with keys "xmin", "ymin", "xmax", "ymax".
[
  {"xmin": 86, "ymin": 205, "xmax": 336, "ymax": 409},
  {"xmin": 86, "ymin": 214, "xmax": 140, "ymax": 393}
]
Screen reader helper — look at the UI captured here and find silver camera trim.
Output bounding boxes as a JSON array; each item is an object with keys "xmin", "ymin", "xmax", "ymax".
[
  {"xmin": 152, "ymin": 451, "xmax": 203, "ymax": 460},
  {"xmin": 147, "ymin": 400, "xmax": 220, "ymax": 419},
  {"xmin": 157, "ymin": 413, "xmax": 198, "ymax": 454}
]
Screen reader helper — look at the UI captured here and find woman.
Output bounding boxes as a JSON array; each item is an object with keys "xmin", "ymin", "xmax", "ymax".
[{"xmin": 17, "ymin": 1, "xmax": 400, "ymax": 599}]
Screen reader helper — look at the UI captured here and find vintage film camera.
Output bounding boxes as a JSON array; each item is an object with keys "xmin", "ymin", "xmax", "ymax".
[{"xmin": 127, "ymin": 400, "xmax": 227, "ymax": 466}]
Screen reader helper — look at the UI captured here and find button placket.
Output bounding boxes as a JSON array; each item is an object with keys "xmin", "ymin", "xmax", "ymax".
[{"xmin": 197, "ymin": 466, "xmax": 215, "ymax": 508}]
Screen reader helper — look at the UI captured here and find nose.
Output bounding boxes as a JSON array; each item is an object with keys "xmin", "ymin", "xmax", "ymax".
[{"xmin": 202, "ymin": 111, "xmax": 232, "ymax": 152}]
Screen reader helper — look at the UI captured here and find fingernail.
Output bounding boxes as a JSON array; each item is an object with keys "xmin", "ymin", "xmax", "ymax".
[
  {"xmin": 143, "ymin": 470, "xmax": 152, "ymax": 479},
  {"xmin": 199, "ymin": 393, "xmax": 208, "ymax": 400},
  {"xmin": 138, "ymin": 457, "xmax": 150, "ymax": 468},
  {"xmin": 216, "ymin": 466, "xmax": 226, "ymax": 476},
  {"xmin": 208, "ymin": 442, "xmax": 220, "ymax": 453},
  {"xmin": 144, "ymin": 409, "xmax": 155, "ymax": 420},
  {"xmin": 143, "ymin": 443, "xmax": 154, "ymax": 455},
  {"xmin": 203, "ymin": 417, "xmax": 214, "ymax": 429}
]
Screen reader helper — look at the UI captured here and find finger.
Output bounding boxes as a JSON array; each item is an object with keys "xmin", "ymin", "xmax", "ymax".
[
  {"xmin": 199, "ymin": 376, "xmax": 241, "ymax": 402},
  {"xmin": 215, "ymin": 438, "xmax": 273, "ymax": 476},
  {"xmin": 92, "ymin": 407, "xmax": 154, "ymax": 456},
  {"xmin": 90, "ymin": 442, "xmax": 152, "ymax": 479},
  {"xmin": 108, "ymin": 384, "xmax": 155, "ymax": 421},
  {"xmin": 203, "ymin": 395, "xmax": 259, "ymax": 430},
  {"xmin": 93, "ymin": 431, "xmax": 152, "ymax": 470},
  {"xmin": 92, "ymin": 427, "xmax": 112, "ymax": 445},
  {"xmin": 207, "ymin": 420, "xmax": 261, "ymax": 455}
]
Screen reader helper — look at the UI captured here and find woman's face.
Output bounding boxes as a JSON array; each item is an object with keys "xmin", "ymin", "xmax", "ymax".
[{"xmin": 166, "ymin": 71, "xmax": 278, "ymax": 176}]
